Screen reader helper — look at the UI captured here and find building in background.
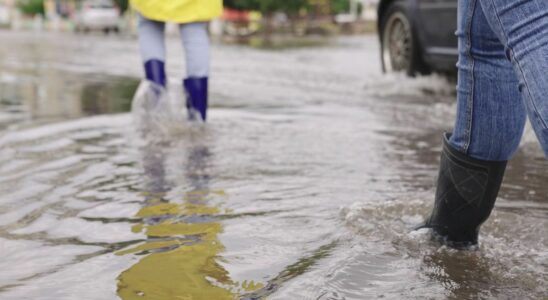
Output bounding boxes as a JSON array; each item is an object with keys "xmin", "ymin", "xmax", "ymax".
[{"xmin": 0, "ymin": 0, "xmax": 16, "ymax": 27}]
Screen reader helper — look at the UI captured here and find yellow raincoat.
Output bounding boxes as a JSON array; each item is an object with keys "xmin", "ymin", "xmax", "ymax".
[{"xmin": 131, "ymin": 0, "xmax": 223, "ymax": 24}]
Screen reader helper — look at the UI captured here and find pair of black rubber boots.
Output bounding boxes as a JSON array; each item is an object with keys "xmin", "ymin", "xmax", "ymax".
[
  {"xmin": 145, "ymin": 59, "xmax": 208, "ymax": 121},
  {"xmin": 421, "ymin": 133, "xmax": 507, "ymax": 249}
]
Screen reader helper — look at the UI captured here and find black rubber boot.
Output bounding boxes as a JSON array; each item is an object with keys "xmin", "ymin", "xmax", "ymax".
[{"xmin": 423, "ymin": 133, "xmax": 507, "ymax": 249}]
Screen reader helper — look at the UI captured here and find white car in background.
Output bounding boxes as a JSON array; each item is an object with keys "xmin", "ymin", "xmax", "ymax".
[{"xmin": 75, "ymin": 0, "xmax": 120, "ymax": 33}]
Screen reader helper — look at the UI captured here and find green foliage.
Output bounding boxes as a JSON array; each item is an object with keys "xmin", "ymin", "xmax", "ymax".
[
  {"xmin": 331, "ymin": 0, "xmax": 351, "ymax": 14},
  {"xmin": 223, "ymin": 0, "xmax": 246, "ymax": 11},
  {"xmin": 224, "ymin": 0, "xmax": 309, "ymax": 14},
  {"xmin": 112, "ymin": 0, "xmax": 129, "ymax": 13},
  {"xmin": 17, "ymin": 0, "xmax": 45, "ymax": 16},
  {"xmin": 224, "ymin": 0, "xmax": 352, "ymax": 15}
]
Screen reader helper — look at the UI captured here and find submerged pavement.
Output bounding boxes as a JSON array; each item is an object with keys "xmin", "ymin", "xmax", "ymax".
[{"xmin": 0, "ymin": 31, "xmax": 546, "ymax": 300}]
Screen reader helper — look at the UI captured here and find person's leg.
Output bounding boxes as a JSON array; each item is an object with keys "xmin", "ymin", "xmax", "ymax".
[
  {"xmin": 138, "ymin": 15, "xmax": 167, "ymax": 87},
  {"xmin": 180, "ymin": 22, "xmax": 210, "ymax": 78},
  {"xmin": 449, "ymin": 0, "xmax": 526, "ymax": 160},
  {"xmin": 423, "ymin": 0, "xmax": 525, "ymax": 248},
  {"xmin": 477, "ymin": 0, "xmax": 548, "ymax": 156},
  {"xmin": 179, "ymin": 22, "xmax": 210, "ymax": 121}
]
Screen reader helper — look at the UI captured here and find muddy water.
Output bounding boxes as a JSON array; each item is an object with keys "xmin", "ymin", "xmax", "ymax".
[{"xmin": 0, "ymin": 31, "xmax": 546, "ymax": 300}]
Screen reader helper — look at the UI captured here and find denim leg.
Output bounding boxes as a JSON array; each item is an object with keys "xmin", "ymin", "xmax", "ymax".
[
  {"xmin": 138, "ymin": 15, "xmax": 166, "ymax": 63},
  {"xmin": 476, "ymin": 0, "xmax": 548, "ymax": 157},
  {"xmin": 449, "ymin": 0, "xmax": 527, "ymax": 161},
  {"xmin": 179, "ymin": 22, "xmax": 210, "ymax": 77}
]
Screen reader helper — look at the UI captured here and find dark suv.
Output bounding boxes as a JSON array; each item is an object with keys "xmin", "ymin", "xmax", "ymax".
[{"xmin": 377, "ymin": 0, "xmax": 458, "ymax": 75}]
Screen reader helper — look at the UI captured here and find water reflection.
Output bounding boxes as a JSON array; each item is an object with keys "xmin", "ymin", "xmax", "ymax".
[
  {"xmin": 116, "ymin": 129, "xmax": 261, "ymax": 299},
  {"xmin": 1, "ymin": 31, "xmax": 546, "ymax": 300},
  {"xmin": 79, "ymin": 77, "xmax": 139, "ymax": 116},
  {"xmin": 0, "ymin": 71, "xmax": 138, "ymax": 125},
  {"xmin": 422, "ymin": 252, "xmax": 486, "ymax": 298}
]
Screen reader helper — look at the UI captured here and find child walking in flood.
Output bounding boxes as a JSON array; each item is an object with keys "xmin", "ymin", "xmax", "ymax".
[{"xmin": 130, "ymin": 0, "xmax": 222, "ymax": 121}]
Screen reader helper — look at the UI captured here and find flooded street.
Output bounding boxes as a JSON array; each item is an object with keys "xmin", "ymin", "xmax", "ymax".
[{"xmin": 0, "ymin": 31, "xmax": 546, "ymax": 299}]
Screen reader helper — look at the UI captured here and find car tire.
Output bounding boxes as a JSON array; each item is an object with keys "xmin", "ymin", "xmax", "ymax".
[{"xmin": 380, "ymin": 1, "xmax": 429, "ymax": 76}]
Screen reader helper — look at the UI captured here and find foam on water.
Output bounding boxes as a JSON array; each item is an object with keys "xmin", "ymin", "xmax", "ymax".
[
  {"xmin": 334, "ymin": 194, "xmax": 548, "ymax": 299},
  {"xmin": 363, "ymin": 73, "xmax": 455, "ymax": 98}
]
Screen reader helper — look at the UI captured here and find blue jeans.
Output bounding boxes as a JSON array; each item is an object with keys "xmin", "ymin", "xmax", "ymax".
[
  {"xmin": 138, "ymin": 15, "xmax": 210, "ymax": 77},
  {"xmin": 449, "ymin": 0, "xmax": 548, "ymax": 160}
]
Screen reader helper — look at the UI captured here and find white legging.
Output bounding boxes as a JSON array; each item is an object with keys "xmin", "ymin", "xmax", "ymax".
[{"xmin": 138, "ymin": 15, "xmax": 210, "ymax": 78}]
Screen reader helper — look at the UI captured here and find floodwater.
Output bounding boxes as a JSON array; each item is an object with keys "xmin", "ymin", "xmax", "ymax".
[{"xmin": 0, "ymin": 31, "xmax": 546, "ymax": 300}]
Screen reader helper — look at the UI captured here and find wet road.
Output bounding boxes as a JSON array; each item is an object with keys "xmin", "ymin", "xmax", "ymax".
[{"xmin": 0, "ymin": 31, "xmax": 546, "ymax": 300}]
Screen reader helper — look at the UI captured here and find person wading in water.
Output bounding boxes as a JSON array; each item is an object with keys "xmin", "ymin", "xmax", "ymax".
[{"xmin": 131, "ymin": 0, "xmax": 222, "ymax": 121}]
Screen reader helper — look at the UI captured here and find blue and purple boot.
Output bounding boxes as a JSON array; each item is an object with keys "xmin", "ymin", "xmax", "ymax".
[
  {"xmin": 144, "ymin": 59, "xmax": 166, "ymax": 87},
  {"xmin": 184, "ymin": 77, "xmax": 208, "ymax": 121}
]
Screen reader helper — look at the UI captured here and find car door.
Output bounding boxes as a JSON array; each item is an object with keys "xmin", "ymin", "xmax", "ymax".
[{"xmin": 416, "ymin": 0, "xmax": 458, "ymax": 58}]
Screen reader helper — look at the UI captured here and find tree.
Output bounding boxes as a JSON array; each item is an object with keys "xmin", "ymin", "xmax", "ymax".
[
  {"xmin": 331, "ymin": 0, "xmax": 351, "ymax": 14},
  {"xmin": 224, "ymin": 0, "xmax": 309, "ymax": 14},
  {"xmin": 112, "ymin": 0, "xmax": 129, "ymax": 14},
  {"xmin": 17, "ymin": 0, "xmax": 45, "ymax": 16}
]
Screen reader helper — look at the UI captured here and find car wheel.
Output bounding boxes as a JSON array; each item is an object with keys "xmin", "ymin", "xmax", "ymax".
[{"xmin": 380, "ymin": 1, "xmax": 428, "ymax": 76}]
